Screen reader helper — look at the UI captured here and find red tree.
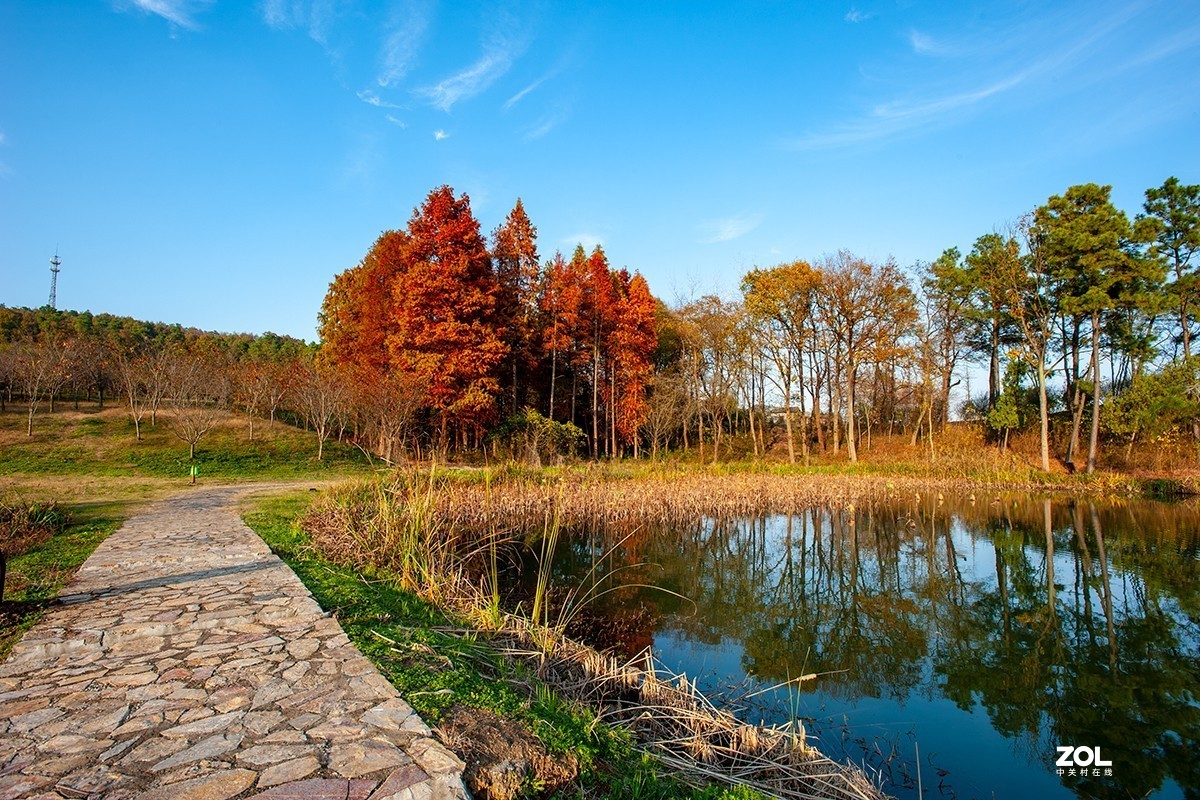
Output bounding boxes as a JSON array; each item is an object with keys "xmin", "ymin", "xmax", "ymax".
[
  {"xmin": 539, "ymin": 250, "xmax": 583, "ymax": 423},
  {"xmin": 392, "ymin": 186, "xmax": 507, "ymax": 447},
  {"xmin": 612, "ymin": 272, "xmax": 657, "ymax": 455},
  {"xmin": 492, "ymin": 199, "xmax": 540, "ymax": 414},
  {"xmin": 581, "ymin": 246, "xmax": 619, "ymax": 456}
]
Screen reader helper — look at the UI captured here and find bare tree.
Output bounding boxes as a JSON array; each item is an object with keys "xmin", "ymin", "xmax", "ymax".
[
  {"xmin": 13, "ymin": 338, "xmax": 71, "ymax": 436},
  {"xmin": 236, "ymin": 358, "xmax": 274, "ymax": 441},
  {"xmin": 166, "ymin": 346, "xmax": 225, "ymax": 460},
  {"xmin": 296, "ymin": 359, "xmax": 346, "ymax": 460},
  {"xmin": 820, "ymin": 252, "xmax": 917, "ymax": 462}
]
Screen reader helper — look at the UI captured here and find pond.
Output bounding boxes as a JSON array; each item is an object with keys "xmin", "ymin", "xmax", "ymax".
[{"xmin": 539, "ymin": 494, "xmax": 1200, "ymax": 800}]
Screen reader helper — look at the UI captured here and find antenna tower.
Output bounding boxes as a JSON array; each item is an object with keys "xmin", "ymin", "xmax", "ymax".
[{"xmin": 49, "ymin": 250, "xmax": 62, "ymax": 310}]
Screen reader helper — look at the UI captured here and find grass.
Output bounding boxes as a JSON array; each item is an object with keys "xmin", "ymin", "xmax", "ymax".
[
  {"xmin": 0, "ymin": 499, "xmax": 127, "ymax": 659},
  {"xmin": 242, "ymin": 490, "xmax": 764, "ymax": 800},
  {"xmin": 0, "ymin": 405, "xmax": 372, "ymax": 483}
]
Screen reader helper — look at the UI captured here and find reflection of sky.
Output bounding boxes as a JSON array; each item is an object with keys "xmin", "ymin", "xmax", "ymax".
[
  {"xmin": 653, "ymin": 628, "xmax": 1072, "ymax": 800},
  {"xmin": 629, "ymin": 503, "xmax": 1196, "ymax": 800}
]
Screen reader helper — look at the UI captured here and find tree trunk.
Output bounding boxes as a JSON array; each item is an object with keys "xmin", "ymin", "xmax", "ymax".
[
  {"xmin": 1183, "ymin": 301, "xmax": 1192, "ymax": 360},
  {"xmin": 782, "ymin": 374, "xmax": 795, "ymax": 463},
  {"xmin": 748, "ymin": 397, "xmax": 759, "ymax": 458},
  {"xmin": 591, "ymin": 344, "xmax": 600, "ymax": 458},
  {"xmin": 988, "ymin": 318, "xmax": 1001, "ymax": 410},
  {"xmin": 610, "ymin": 370, "xmax": 617, "ymax": 458},
  {"xmin": 1037, "ymin": 357, "xmax": 1050, "ymax": 472},
  {"xmin": 1087, "ymin": 313, "xmax": 1101, "ymax": 474},
  {"xmin": 846, "ymin": 363, "xmax": 858, "ymax": 463},
  {"xmin": 548, "ymin": 347, "xmax": 557, "ymax": 422},
  {"xmin": 1066, "ymin": 318, "xmax": 1083, "ymax": 464}
]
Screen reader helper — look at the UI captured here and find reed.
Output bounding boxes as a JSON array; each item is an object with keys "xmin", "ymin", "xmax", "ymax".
[
  {"xmin": 301, "ymin": 470, "xmax": 890, "ymax": 800},
  {"xmin": 481, "ymin": 616, "xmax": 885, "ymax": 800}
]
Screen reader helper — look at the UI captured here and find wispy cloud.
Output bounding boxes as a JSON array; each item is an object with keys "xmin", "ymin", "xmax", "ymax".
[
  {"xmin": 698, "ymin": 213, "xmax": 763, "ymax": 244},
  {"xmin": 787, "ymin": 4, "xmax": 1142, "ymax": 151},
  {"xmin": 1114, "ymin": 22, "xmax": 1200, "ymax": 71},
  {"xmin": 564, "ymin": 233, "xmax": 603, "ymax": 250},
  {"xmin": 357, "ymin": 89, "xmax": 404, "ymax": 109},
  {"xmin": 420, "ymin": 45, "xmax": 523, "ymax": 111},
  {"xmin": 260, "ymin": 0, "xmax": 336, "ymax": 44},
  {"xmin": 504, "ymin": 74, "xmax": 550, "ymax": 111},
  {"xmin": 845, "ymin": 8, "xmax": 872, "ymax": 23},
  {"xmin": 118, "ymin": 0, "xmax": 214, "ymax": 30},
  {"xmin": 378, "ymin": 2, "xmax": 430, "ymax": 87},
  {"xmin": 523, "ymin": 104, "xmax": 570, "ymax": 140},
  {"xmin": 386, "ymin": 115, "xmax": 407, "ymax": 128},
  {"xmin": 908, "ymin": 29, "xmax": 948, "ymax": 55},
  {"xmin": 419, "ymin": 17, "xmax": 530, "ymax": 112},
  {"xmin": 434, "ymin": 129, "xmax": 449, "ymax": 141}
]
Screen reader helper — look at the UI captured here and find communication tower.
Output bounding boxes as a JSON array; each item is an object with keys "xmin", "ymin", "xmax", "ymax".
[{"xmin": 49, "ymin": 250, "xmax": 61, "ymax": 309}]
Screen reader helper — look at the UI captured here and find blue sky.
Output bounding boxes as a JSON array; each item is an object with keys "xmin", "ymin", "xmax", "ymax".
[{"xmin": 2, "ymin": 0, "xmax": 1198, "ymax": 340}]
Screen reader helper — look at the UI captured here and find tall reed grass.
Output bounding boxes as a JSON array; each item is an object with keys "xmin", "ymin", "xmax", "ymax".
[{"xmin": 301, "ymin": 469, "xmax": 889, "ymax": 800}]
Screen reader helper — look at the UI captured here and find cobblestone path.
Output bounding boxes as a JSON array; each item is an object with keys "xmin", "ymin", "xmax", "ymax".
[{"xmin": 0, "ymin": 487, "xmax": 468, "ymax": 800}]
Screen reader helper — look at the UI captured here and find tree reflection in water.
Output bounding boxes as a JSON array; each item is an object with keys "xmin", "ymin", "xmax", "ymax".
[{"xmin": 546, "ymin": 496, "xmax": 1200, "ymax": 800}]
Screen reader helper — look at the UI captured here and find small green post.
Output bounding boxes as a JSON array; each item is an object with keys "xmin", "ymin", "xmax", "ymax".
[{"xmin": 190, "ymin": 464, "xmax": 198, "ymax": 485}]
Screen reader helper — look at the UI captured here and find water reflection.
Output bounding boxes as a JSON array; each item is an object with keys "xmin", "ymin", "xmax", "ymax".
[{"xmin": 547, "ymin": 496, "xmax": 1200, "ymax": 800}]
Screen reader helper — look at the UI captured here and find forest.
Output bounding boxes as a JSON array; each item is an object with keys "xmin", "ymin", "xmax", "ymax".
[{"xmin": 1, "ymin": 177, "xmax": 1197, "ymax": 473}]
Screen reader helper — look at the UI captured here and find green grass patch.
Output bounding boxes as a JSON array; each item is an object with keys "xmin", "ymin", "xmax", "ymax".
[
  {"xmin": 242, "ymin": 491, "xmax": 761, "ymax": 800},
  {"xmin": 0, "ymin": 407, "xmax": 372, "ymax": 482},
  {"xmin": 0, "ymin": 500, "xmax": 127, "ymax": 660}
]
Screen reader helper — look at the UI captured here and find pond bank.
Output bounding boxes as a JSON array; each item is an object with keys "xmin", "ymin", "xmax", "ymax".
[{"xmin": 250, "ymin": 484, "xmax": 892, "ymax": 800}]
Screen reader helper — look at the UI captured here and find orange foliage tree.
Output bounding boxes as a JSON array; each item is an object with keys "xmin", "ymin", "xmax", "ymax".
[{"xmin": 319, "ymin": 185, "xmax": 658, "ymax": 459}]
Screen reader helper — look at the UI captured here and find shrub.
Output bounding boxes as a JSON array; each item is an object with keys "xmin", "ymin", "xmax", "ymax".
[{"xmin": 0, "ymin": 500, "xmax": 69, "ymax": 601}]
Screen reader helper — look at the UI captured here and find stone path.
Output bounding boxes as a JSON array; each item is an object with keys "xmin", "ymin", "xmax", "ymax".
[{"xmin": 0, "ymin": 487, "xmax": 469, "ymax": 800}]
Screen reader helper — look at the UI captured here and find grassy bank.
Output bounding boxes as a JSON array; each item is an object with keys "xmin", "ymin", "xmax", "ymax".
[
  {"xmin": 0, "ymin": 404, "xmax": 373, "ymax": 661},
  {"xmin": 292, "ymin": 475, "xmax": 887, "ymax": 800},
  {"xmin": 242, "ymin": 490, "xmax": 768, "ymax": 800},
  {"xmin": 0, "ymin": 499, "xmax": 127, "ymax": 659},
  {"xmin": 0, "ymin": 406, "xmax": 371, "ymax": 484}
]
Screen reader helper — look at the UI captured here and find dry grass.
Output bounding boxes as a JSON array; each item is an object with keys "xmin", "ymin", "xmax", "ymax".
[
  {"xmin": 481, "ymin": 616, "xmax": 885, "ymax": 800},
  {"xmin": 302, "ymin": 473, "xmax": 890, "ymax": 800}
]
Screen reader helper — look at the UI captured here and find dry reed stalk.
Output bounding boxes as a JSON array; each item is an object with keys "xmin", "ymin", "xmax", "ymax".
[
  {"xmin": 302, "ymin": 473, "xmax": 897, "ymax": 800},
  {"xmin": 454, "ymin": 613, "xmax": 886, "ymax": 800},
  {"xmin": 420, "ymin": 471, "xmax": 1072, "ymax": 536}
]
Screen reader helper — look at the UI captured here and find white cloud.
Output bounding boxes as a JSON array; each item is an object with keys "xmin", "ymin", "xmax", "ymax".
[
  {"xmin": 698, "ymin": 213, "xmax": 763, "ymax": 244},
  {"xmin": 564, "ymin": 233, "xmax": 603, "ymax": 251},
  {"xmin": 418, "ymin": 14, "xmax": 530, "ymax": 113},
  {"xmin": 260, "ymin": 0, "xmax": 336, "ymax": 44},
  {"xmin": 787, "ymin": 5, "xmax": 1141, "ymax": 151},
  {"xmin": 845, "ymin": 8, "xmax": 872, "ymax": 23},
  {"xmin": 908, "ymin": 29, "xmax": 955, "ymax": 56},
  {"xmin": 434, "ymin": 129, "xmax": 449, "ymax": 141},
  {"xmin": 386, "ymin": 115, "xmax": 407, "ymax": 128},
  {"xmin": 524, "ymin": 108, "xmax": 568, "ymax": 140},
  {"xmin": 419, "ymin": 43, "xmax": 522, "ymax": 111},
  {"xmin": 504, "ymin": 75, "xmax": 549, "ymax": 110},
  {"xmin": 119, "ymin": 0, "xmax": 214, "ymax": 30},
  {"xmin": 356, "ymin": 89, "xmax": 403, "ymax": 109},
  {"xmin": 378, "ymin": 2, "xmax": 430, "ymax": 87}
]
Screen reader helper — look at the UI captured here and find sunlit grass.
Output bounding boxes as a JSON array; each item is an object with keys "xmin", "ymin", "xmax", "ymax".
[
  {"xmin": 242, "ymin": 491, "xmax": 762, "ymax": 800},
  {"xmin": 0, "ymin": 499, "xmax": 127, "ymax": 660},
  {"xmin": 0, "ymin": 406, "xmax": 372, "ymax": 482}
]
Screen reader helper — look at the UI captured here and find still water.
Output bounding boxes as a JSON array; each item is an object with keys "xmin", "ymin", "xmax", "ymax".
[{"xmin": 544, "ymin": 495, "xmax": 1200, "ymax": 800}]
